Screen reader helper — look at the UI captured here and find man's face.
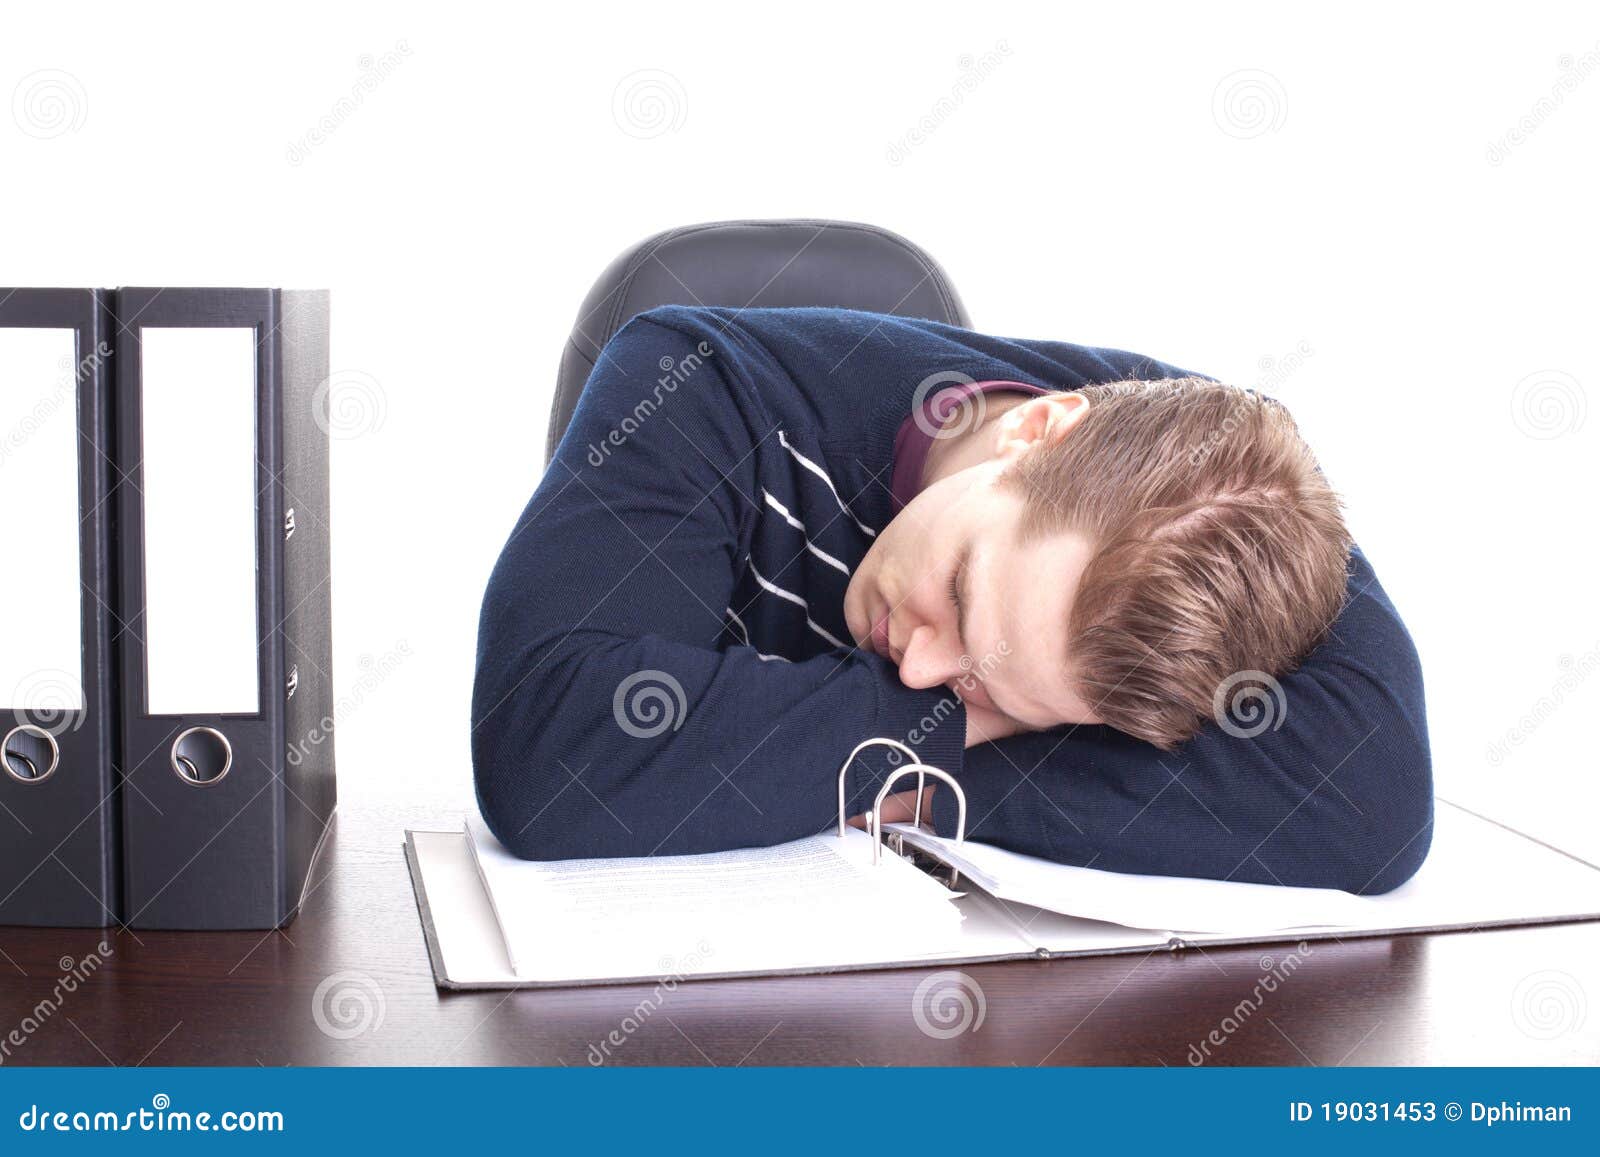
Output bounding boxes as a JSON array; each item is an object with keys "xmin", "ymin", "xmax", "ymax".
[{"xmin": 842, "ymin": 459, "xmax": 1104, "ymax": 731}]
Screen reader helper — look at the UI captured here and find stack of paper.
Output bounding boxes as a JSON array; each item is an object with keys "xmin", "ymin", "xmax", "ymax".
[
  {"xmin": 466, "ymin": 818, "xmax": 965, "ymax": 982},
  {"xmin": 403, "ymin": 800, "xmax": 1600, "ymax": 989}
]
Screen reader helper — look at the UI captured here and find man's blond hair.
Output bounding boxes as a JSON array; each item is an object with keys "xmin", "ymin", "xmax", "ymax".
[{"xmin": 1004, "ymin": 378, "xmax": 1350, "ymax": 750}]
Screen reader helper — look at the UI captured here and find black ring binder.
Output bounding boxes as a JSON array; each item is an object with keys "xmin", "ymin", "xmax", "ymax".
[
  {"xmin": 169, "ymin": 725, "xmax": 233, "ymax": 787},
  {"xmin": 114, "ymin": 288, "xmax": 337, "ymax": 930},
  {"xmin": 0, "ymin": 288, "xmax": 120, "ymax": 927},
  {"xmin": 2, "ymin": 725, "xmax": 60, "ymax": 783}
]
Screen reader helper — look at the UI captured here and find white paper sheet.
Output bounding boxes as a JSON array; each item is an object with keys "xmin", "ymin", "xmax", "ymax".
[
  {"xmin": 465, "ymin": 818, "xmax": 966, "ymax": 982},
  {"xmin": 892, "ymin": 798, "xmax": 1600, "ymax": 938},
  {"xmin": 406, "ymin": 799, "xmax": 1600, "ymax": 989},
  {"xmin": 0, "ymin": 327, "xmax": 84, "ymax": 714}
]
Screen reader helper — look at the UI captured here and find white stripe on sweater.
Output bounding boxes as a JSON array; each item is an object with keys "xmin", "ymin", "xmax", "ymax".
[
  {"xmin": 776, "ymin": 429, "xmax": 876, "ymax": 538},
  {"xmin": 725, "ymin": 605, "xmax": 790, "ymax": 663},
  {"xmin": 746, "ymin": 558, "xmax": 848, "ymax": 649},
  {"xmin": 761, "ymin": 489, "xmax": 851, "ymax": 576}
]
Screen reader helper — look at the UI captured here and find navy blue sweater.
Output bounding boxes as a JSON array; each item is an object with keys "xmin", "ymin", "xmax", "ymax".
[{"xmin": 472, "ymin": 306, "xmax": 1433, "ymax": 894}]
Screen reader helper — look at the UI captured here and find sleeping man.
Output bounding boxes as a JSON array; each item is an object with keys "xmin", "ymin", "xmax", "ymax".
[{"xmin": 471, "ymin": 306, "xmax": 1433, "ymax": 893}]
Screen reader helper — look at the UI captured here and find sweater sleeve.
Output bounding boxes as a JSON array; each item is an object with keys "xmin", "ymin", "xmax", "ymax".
[
  {"xmin": 928, "ymin": 546, "xmax": 1434, "ymax": 894},
  {"xmin": 471, "ymin": 314, "xmax": 963, "ymax": 860}
]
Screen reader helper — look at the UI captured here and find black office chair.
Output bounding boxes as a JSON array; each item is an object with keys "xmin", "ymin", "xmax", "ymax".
[{"xmin": 545, "ymin": 219, "xmax": 973, "ymax": 463}]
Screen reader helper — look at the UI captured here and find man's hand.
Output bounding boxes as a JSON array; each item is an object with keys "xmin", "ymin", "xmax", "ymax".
[
  {"xmin": 847, "ymin": 785, "xmax": 936, "ymax": 830},
  {"xmin": 844, "ymin": 695, "xmax": 1029, "ymax": 831}
]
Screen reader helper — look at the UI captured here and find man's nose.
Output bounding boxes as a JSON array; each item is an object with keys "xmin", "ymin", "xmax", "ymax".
[{"xmin": 897, "ymin": 624, "xmax": 958, "ymax": 690}]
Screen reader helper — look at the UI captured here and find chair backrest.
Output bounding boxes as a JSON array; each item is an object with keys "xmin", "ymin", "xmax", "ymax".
[{"xmin": 547, "ymin": 218, "xmax": 972, "ymax": 462}]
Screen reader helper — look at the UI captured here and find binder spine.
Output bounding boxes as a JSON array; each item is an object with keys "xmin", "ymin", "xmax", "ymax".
[
  {"xmin": 277, "ymin": 290, "xmax": 336, "ymax": 917},
  {"xmin": 115, "ymin": 288, "xmax": 298, "ymax": 929},
  {"xmin": 0, "ymin": 288, "xmax": 120, "ymax": 927},
  {"xmin": 89, "ymin": 289, "xmax": 122, "ymax": 924}
]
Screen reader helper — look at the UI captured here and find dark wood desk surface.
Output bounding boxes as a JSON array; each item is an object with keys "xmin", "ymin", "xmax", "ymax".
[{"xmin": 2, "ymin": 800, "xmax": 1596, "ymax": 1067}]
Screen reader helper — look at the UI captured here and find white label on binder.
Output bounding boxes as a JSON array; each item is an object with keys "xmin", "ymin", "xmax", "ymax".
[
  {"xmin": 141, "ymin": 327, "xmax": 260, "ymax": 715},
  {"xmin": 0, "ymin": 328, "xmax": 85, "ymax": 713}
]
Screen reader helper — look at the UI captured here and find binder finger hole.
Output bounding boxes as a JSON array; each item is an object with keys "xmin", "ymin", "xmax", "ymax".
[
  {"xmin": 171, "ymin": 726, "xmax": 232, "ymax": 787},
  {"xmin": 2, "ymin": 725, "xmax": 60, "ymax": 784}
]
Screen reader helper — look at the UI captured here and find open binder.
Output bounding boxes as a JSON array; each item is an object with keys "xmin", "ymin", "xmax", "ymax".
[{"xmin": 405, "ymin": 740, "xmax": 1600, "ymax": 990}]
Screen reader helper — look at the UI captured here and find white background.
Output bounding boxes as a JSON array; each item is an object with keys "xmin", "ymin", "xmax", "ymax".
[{"xmin": 5, "ymin": 1, "xmax": 1596, "ymax": 860}]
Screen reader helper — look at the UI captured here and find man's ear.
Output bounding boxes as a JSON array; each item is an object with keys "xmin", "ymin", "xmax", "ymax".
[{"xmin": 992, "ymin": 392, "xmax": 1091, "ymax": 461}]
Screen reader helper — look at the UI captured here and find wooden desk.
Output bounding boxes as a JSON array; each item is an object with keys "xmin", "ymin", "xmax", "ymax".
[{"xmin": 2, "ymin": 800, "xmax": 1596, "ymax": 1066}]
